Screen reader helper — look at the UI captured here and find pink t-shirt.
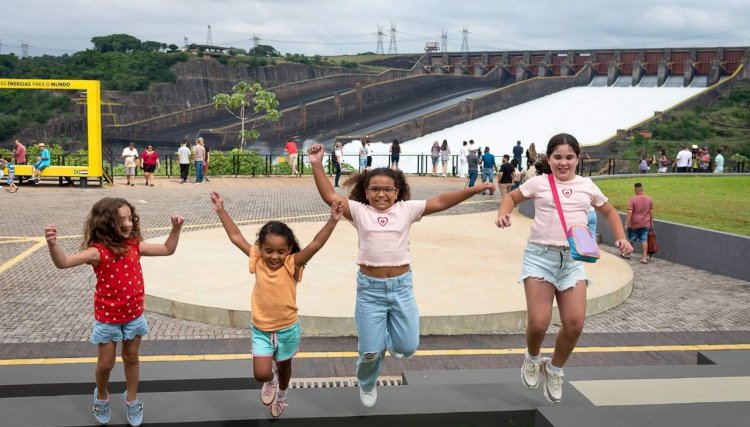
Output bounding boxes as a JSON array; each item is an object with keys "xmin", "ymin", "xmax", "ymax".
[
  {"xmin": 348, "ymin": 200, "xmax": 426, "ymax": 267},
  {"xmin": 520, "ymin": 174, "xmax": 608, "ymax": 246},
  {"xmin": 628, "ymin": 195, "xmax": 653, "ymax": 229}
]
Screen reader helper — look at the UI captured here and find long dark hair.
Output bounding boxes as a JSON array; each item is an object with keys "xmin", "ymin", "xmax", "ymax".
[
  {"xmin": 537, "ymin": 133, "xmax": 581, "ymax": 174},
  {"xmin": 256, "ymin": 221, "xmax": 301, "ymax": 254},
  {"xmin": 344, "ymin": 167, "xmax": 411, "ymax": 204},
  {"xmin": 83, "ymin": 197, "xmax": 142, "ymax": 257}
]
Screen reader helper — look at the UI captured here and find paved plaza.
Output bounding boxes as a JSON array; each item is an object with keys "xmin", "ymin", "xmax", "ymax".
[{"xmin": 1, "ymin": 175, "xmax": 748, "ymax": 373}]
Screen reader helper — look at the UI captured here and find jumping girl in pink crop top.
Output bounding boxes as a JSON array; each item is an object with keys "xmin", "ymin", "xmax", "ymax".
[
  {"xmin": 496, "ymin": 133, "xmax": 632, "ymax": 404},
  {"xmin": 308, "ymin": 143, "xmax": 492, "ymax": 408}
]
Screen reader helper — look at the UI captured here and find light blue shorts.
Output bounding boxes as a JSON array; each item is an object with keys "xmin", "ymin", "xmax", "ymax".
[
  {"xmin": 90, "ymin": 314, "xmax": 149, "ymax": 345},
  {"xmin": 252, "ymin": 322, "xmax": 301, "ymax": 362},
  {"xmin": 520, "ymin": 243, "xmax": 588, "ymax": 292}
]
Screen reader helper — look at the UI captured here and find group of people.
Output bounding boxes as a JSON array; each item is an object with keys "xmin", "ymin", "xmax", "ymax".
[
  {"xmin": 120, "ymin": 138, "xmax": 211, "ymax": 187},
  {"xmin": 0, "ymin": 139, "xmax": 50, "ymax": 190},
  {"xmin": 640, "ymin": 145, "xmax": 725, "ymax": 174},
  {"xmin": 45, "ymin": 133, "xmax": 634, "ymax": 425}
]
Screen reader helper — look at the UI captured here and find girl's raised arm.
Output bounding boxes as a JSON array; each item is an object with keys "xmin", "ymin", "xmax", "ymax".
[
  {"xmin": 45, "ymin": 225, "xmax": 100, "ymax": 268},
  {"xmin": 140, "ymin": 215, "xmax": 184, "ymax": 256},
  {"xmin": 308, "ymin": 144, "xmax": 351, "ymax": 220},
  {"xmin": 424, "ymin": 181, "xmax": 493, "ymax": 215},
  {"xmin": 294, "ymin": 200, "xmax": 343, "ymax": 269},
  {"xmin": 595, "ymin": 202, "xmax": 633, "ymax": 257},
  {"xmin": 209, "ymin": 191, "xmax": 252, "ymax": 256}
]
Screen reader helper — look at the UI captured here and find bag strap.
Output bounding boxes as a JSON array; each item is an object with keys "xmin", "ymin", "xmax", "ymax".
[{"xmin": 547, "ymin": 174, "xmax": 570, "ymax": 237}]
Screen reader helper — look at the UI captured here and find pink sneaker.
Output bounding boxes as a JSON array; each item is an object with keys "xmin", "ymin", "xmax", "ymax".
[{"xmin": 260, "ymin": 381, "xmax": 277, "ymax": 406}]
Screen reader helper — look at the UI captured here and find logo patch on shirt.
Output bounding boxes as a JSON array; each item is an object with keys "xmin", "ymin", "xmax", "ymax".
[
  {"xmin": 562, "ymin": 189, "xmax": 573, "ymax": 198},
  {"xmin": 377, "ymin": 217, "xmax": 388, "ymax": 226}
]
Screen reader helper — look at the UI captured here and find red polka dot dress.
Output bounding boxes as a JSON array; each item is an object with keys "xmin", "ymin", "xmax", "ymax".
[{"xmin": 91, "ymin": 241, "xmax": 144, "ymax": 324}]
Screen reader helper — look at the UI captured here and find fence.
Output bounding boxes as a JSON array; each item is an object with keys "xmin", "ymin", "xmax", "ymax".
[{"xmin": 47, "ymin": 152, "xmax": 749, "ymax": 178}]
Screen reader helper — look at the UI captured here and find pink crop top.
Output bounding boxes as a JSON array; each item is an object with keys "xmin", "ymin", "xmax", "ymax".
[
  {"xmin": 520, "ymin": 174, "xmax": 608, "ymax": 246},
  {"xmin": 348, "ymin": 200, "xmax": 426, "ymax": 267}
]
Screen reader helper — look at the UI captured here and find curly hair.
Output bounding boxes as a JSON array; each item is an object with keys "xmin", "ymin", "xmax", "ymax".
[
  {"xmin": 82, "ymin": 197, "xmax": 142, "ymax": 257},
  {"xmin": 256, "ymin": 221, "xmax": 301, "ymax": 254},
  {"xmin": 343, "ymin": 167, "xmax": 411, "ymax": 204}
]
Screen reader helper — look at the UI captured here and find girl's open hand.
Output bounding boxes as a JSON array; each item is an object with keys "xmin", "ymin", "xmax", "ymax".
[
  {"xmin": 44, "ymin": 225, "xmax": 58, "ymax": 244},
  {"xmin": 307, "ymin": 144, "xmax": 325, "ymax": 165},
  {"xmin": 330, "ymin": 200, "xmax": 344, "ymax": 221},
  {"xmin": 209, "ymin": 191, "xmax": 225, "ymax": 211},
  {"xmin": 171, "ymin": 215, "xmax": 185, "ymax": 228}
]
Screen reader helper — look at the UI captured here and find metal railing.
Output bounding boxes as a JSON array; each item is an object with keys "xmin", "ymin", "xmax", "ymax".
[{"xmin": 87, "ymin": 152, "xmax": 750, "ymax": 178}]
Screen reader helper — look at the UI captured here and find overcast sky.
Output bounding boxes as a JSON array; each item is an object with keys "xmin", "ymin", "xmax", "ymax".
[{"xmin": 2, "ymin": 0, "xmax": 749, "ymax": 57}]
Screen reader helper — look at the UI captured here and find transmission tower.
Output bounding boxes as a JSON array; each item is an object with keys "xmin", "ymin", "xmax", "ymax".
[
  {"xmin": 441, "ymin": 29, "xmax": 448, "ymax": 52},
  {"xmin": 206, "ymin": 25, "xmax": 213, "ymax": 45},
  {"xmin": 460, "ymin": 25, "xmax": 470, "ymax": 53},
  {"xmin": 252, "ymin": 33, "xmax": 260, "ymax": 48},
  {"xmin": 388, "ymin": 22, "xmax": 397, "ymax": 54},
  {"xmin": 376, "ymin": 25, "xmax": 384, "ymax": 55},
  {"xmin": 184, "ymin": 37, "xmax": 189, "ymax": 48},
  {"xmin": 21, "ymin": 41, "xmax": 29, "ymax": 58}
]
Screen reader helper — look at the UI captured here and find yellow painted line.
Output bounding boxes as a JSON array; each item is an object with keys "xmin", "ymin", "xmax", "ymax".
[
  {"xmin": 0, "ymin": 238, "xmax": 46, "ymax": 275},
  {"xmin": 2, "ymin": 344, "xmax": 748, "ymax": 366},
  {"xmin": 0, "ymin": 239, "xmax": 37, "ymax": 244}
]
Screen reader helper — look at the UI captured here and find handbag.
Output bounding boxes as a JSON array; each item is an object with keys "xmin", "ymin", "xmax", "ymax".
[
  {"xmin": 548, "ymin": 174, "xmax": 600, "ymax": 263},
  {"xmin": 647, "ymin": 227, "xmax": 658, "ymax": 258}
]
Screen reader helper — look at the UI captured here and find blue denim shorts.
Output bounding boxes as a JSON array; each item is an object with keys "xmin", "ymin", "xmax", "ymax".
[
  {"xmin": 520, "ymin": 243, "xmax": 588, "ymax": 292},
  {"xmin": 628, "ymin": 227, "xmax": 649, "ymax": 242},
  {"xmin": 252, "ymin": 322, "xmax": 301, "ymax": 362},
  {"xmin": 90, "ymin": 314, "xmax": 149, "ymax": 345}
]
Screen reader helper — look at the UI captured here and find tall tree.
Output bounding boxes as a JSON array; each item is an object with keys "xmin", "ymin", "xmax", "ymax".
[
  {"xmin": 91, "ymin": 34, "xmax": 143, "ymax": 53},
  {"xmin": 213, "ymin": 81, "xmax": 282, "ymax": 150}
]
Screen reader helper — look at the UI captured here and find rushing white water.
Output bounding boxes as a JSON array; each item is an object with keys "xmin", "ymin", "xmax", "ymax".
[{"xmin": 336, "ymin": 85, "xmax": 705, "ymax": 172}]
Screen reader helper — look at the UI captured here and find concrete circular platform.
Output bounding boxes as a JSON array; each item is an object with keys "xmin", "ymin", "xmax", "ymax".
[{"xmin": 143, "ymin": 210, "xmax": 633, "ymax": 336}]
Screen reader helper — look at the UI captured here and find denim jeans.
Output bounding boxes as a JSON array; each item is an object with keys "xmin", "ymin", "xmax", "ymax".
[
  {"xmin": 468, "ymin": 169, "xmax": 478, "ymax": 187},
  {"xmin": 482, "ymin": 167, "xmax": 494, "ymax": 183},
  {"xmin": 355, "ymin": 270, "xmax": 419, "ymax": 391},
  {"xmin": 194, "ymin": 160, "xmax": 204, "ymax": 182}
]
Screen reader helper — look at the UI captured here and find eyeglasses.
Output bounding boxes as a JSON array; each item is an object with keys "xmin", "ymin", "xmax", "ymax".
[{"xmin": 366, "ymin": 186, "xmax": 397, "ymax": 195}]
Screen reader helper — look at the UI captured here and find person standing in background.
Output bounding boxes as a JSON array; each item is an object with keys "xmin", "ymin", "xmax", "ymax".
[
  {"xmin": 193, "ymin": 138, "xmax": 206, "ymax": 184},
  {"xmin": 440, "ymin": 139, "xmax": 451, "ymax": 177},
  {"xmin": 285, "ymin": 138, "xmax": 299, "ymax": 176},
  {"xmin": 140, "ymin": 145, "xmax": 160, "ymax": 187},
  {"xmin": 625, "ymin": 183, "xmax": 654, "ymax": 264},
  {"xmin": 459, "ymin": 141, "xmax": 468, "ymax": 178},
  {"xmin": 177, "ymin": 139, "xmax": 191, "ymax": 184},
  {"xmin": 14, "ymin": 139, "xmax": 27, "ymax": 165},
  {"xmin": 365, "ymin": 140, "xmax": 373, "ymax": 171},
  {"xmin": 513, "ymin": 140, "xmax": 524, "ymax": 171},
  {"xmin": 121, "ymin": 142, "xmax": 138, "ymax": 187},
  {"xmin": 203, "ymin": 143, "xmax": 211, "ymax": 182},
  {"xmin": 714, "ymin": 148, "xmax": 724, "ymax": 173}
]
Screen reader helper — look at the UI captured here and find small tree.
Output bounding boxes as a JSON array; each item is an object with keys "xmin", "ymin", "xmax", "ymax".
[{"xmin": 213, "ymin": 81, "xmax": 282, "ymax": 151}]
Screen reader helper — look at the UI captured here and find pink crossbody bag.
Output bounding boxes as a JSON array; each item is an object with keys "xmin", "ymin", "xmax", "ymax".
[{"xmin": 548, "ymin": 174, "xmax": 600, "ymax": 263}]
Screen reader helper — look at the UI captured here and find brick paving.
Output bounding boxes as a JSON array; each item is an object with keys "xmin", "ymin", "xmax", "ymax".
[{"xmin": 1, "ymin": 175, "xmax": 748, "ymax": 365}]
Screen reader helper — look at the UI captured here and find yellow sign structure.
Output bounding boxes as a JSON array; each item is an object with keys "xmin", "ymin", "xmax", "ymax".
[{"xmin": 0, "ymin": 79, "xmax": 102, "ymax": 182}]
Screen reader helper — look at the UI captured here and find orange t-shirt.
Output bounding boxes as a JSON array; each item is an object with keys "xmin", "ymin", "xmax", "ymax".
[{"xmin": 249, "ymin": 245, "xmax": 303, "ymax": 331}]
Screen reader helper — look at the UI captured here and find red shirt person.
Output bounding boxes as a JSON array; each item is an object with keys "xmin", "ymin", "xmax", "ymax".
[
  {"xmin": 15, "ymin": 139, "xmax": 27, "ymax": 164},
  {"xmin": 285, "ymin": 139, "xmax": 299, "ymax": 175}
]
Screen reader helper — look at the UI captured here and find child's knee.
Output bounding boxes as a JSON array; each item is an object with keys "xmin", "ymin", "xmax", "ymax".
[
  {"xmin": 120, "ymin": 352, "xmax": 139, "ymax": 366},
  {"xmin": 361, "ymin": 351, "xmax": 380, "ymax": 364},
  {"xmin": 97, "ymin": 358, "xmax": 116, "ymax": 372}
]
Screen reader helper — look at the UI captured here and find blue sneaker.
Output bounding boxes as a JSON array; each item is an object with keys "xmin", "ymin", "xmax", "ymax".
[
  {"xmin": 124, "ymin": 391, "xmax": 144, "ymax": 427},
  {"xmin": 92, "ymin": 388, "xmax": 110, "ymax": 424}
]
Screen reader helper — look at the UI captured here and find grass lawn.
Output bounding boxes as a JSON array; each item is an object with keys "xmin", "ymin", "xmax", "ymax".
[{"xmin": 595, "ymin": 175, "xmax": 750, "ymax": 236}]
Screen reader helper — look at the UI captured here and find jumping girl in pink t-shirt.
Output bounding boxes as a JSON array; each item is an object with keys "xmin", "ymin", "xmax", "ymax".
[
  {"xmin": 45, "ymin": 197, "xmax": 184, "ymax": 426},
  {"xmin": 496, "ymin": 133, "xmax": 632, "ymax": 404},
  {"xmin": 308, "ymin": 143, "xmax": 493, "ymax": 408}
]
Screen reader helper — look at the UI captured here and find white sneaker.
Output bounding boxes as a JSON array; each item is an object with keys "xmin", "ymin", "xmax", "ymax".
[
  {"xmin": 521, "ymin": 356, "xmax": 542, "ymax": 389},
  {"xmin": 541, "ymin": 357, "xmax": 564, "ymax": 403},
  {"xmin": 359, "ymin": 386, "xmax": 377, "ymax": 407},
  {"xmin": 387, "ymin": 349, "xmax": 405, "ymax": 360}
]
